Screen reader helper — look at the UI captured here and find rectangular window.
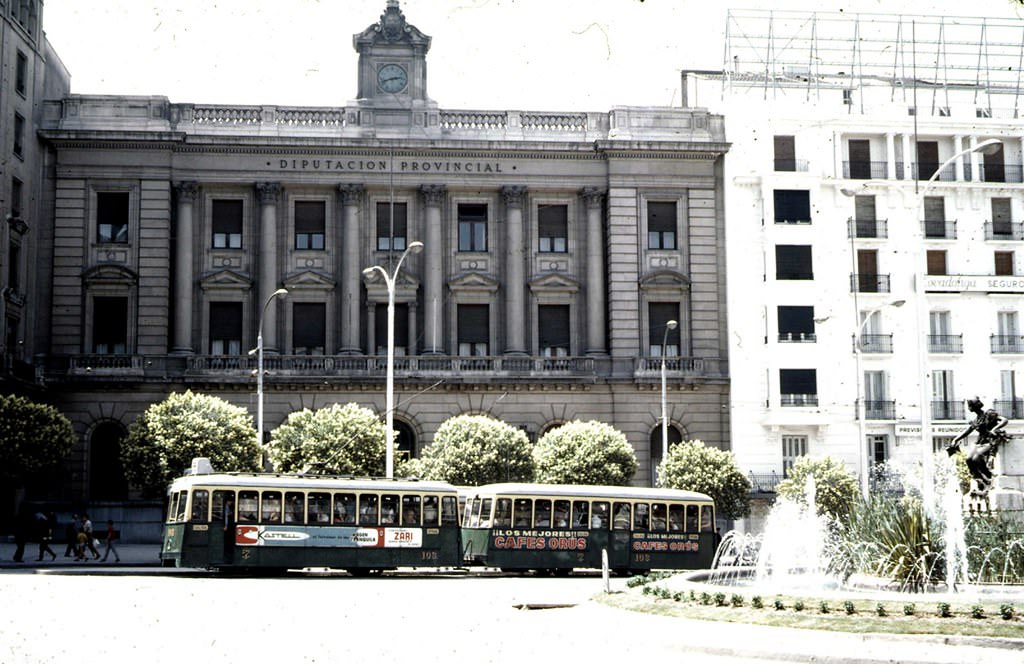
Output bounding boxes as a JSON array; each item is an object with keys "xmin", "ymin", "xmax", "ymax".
[
  {"xmin": 916, "ymin": 141, "xmax": 940, "ymax": 180},
  {"xmin": 612, "ymin": 502, "xmax": 631, "ymax": 530},
  {"xmin": 775, "ymin": 245, "xmax": 813, "ymax": 280},
  {"xmin": 668, "ymin": 504, "xmax": 685, "ymax": 532},
  {"xmin": 591, "ymin": 501, "xmax": 610, "ymax": 529},
  {"xmin": 209, "ymin": 302, "xmax": 243, "ymax": 355},
  {"xmin": 376, "ymin": 201, "xmax": 407, "ymax": 251},
  {"xmin": 493, "ymin": 498, "xmax": 512, "ymax": 527},
  {"xmin": 995, "ymin": 252, "xmax": 1014, "ymax": 276},
  {"xmin": 284, "ymin": 492, "xmax": 304, "ymax": 524},
  {"xmin": 7, "ymin": 243, "xmax": 20, "ymax": 291},
  {"xmin": 983, "ymin": 143, "xmax": 1006, "ymax": 183},
  {"xmin": 773, "ymin": 190, "xmax": 811, "ymax": 224},
  {"xmin": 538, "ymin": 204, "xmax": 568, "ymax": 252},
  {"xmin": 15, "ymin": 51, "xmax": 27, "ymax": 96},
  {"xmin": 190, "ymin": 490, "xmax": 210, "ymax": 522},
  {"xmin": 869, "ymin": 434, "xmax": 889, "ymax": 464},
  {"xmin": 212, "ymin": 200, "xmax": 243, "ymax": 249},
  {"xmin": 359, "ymin": 494, "xmax": 379, "ymax": 525},
  {"xmin": 401, "ymin": 495, "xmax": 421, "ymax": 526},
  {"xmin": 375, "ymin": 303, "xmax": 409, "ymax": 355},
  {"xmin": 13, "ymin": 113, "xmax": 24, "ymax": 157},
  {"xmin": 538, "ymin": 304, "xmax": 570, "ymax": 356},
  {"xmin": 212, "ymin": 490, "xmax": 234, "ymax": 523},
  {"xmin": 441, "ymin": 496, "xmax": 459, "ymax": 525},
  {"xmin": 93, "ymin": 297, "xmax": 128, "ymax": 354},
  {"xmin": 457, "ymin": 203, "xmax": 487, "ymax": 252},
  {"xmin": 11, "ymin": 177, "xmax": 22, "ymax": 219},
  {"xmin": 307, "ymin": 493, "xmax": 331, "ymax": 524},
  {"xmin": 457, "ymin": 304, "xmax": 489, "ymax": 356},
  {"xmin": 647, "ymin": 201, "xmax": 677, "ymax": 249},
  {"xmin": 648, "ymin": 302, "xmax": 680, "ymax": 356},
  {"xmin": 571, "ymin": 500, "xmax": 589, "ymax": 529},
  {"xmin": 777, "ymin": 306, "xmax": 815, "ymax": 342},
  {"xmin": 773, "ymin": 135, "xmax": 796, "ymax": 171},
  {"xmin": 782, "ymin": 435, "xmax": 808, "ymax": 475},
  {"xmin": 381, "ymin": 494, "xmax": 399, "ymax": 525},
  {"xmin": 238, "ymin": 491, "xmax": 258, "ymax": 522},
  {"xmin": 423, "ymin": 495, "xmax": 440, "ymax": 526},
  {"xmin": 992, "ymin": 198, "xmax": 1013, "ymax": 237},
  {"xmin": 685, "ymin": 505, "xmax": 699, "ymax": 531},
  {"xmin": 513, "ymin": 498, "xmax": 532, "ymax": 527},
  {"xmin": 780, "ymin": 369, "xmax": 817, "ymax": 406},
  {"xmin": 261, "ymin": 491, "xmax": 282, "ymax": 523},
  {"xmin": 923, "ymin": 196, "xmax": 947, "ymax": 238},
  {"xmin": 333, "ymin": 493, "xmax": 356, "ymax": 525},
  {"xmin": 927, "ymin": 250, "xmax": 948, "ymax": 276},
  {"xmin": 293, "ymin": 302, "xmax": 326, "ymax": 355},
  {"xmin": 534, "ymin": 499, "xmax": 552, "ymax": 527},
  {"xmin": 852, "ymin": 195, "xmax": 878, "ymax": 237},
  {"xmin": 856, "ymin": 249, "xmax": 880, "ymax": 293},
  {"xmin": 633, "ymin": 503, "xmax": 650, "ymax": 531},
  {"xmin": 848, "ymin": 139, "xmax": 872, "ymax": 179},
  {"xmin": 294, "ymin": 201, "xmax": 325, "ymax": 250},
  {"xmin": 96, "ymin": 192, "xmax": 130, "ymax": 243}
]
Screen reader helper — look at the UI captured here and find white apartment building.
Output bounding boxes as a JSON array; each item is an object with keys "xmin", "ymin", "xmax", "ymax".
[{"xmin": 686, "ymin": 10, "xmax": 1024, "ymax": 527}]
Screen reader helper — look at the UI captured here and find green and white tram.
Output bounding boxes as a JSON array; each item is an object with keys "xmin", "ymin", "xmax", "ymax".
[
  {"xmin": 460, "ymin": 483, "xmax": 716, "ymax": 574},
  {"xmin": 161, "ymin": 460, "xmax": 462, "ymax": 574}
]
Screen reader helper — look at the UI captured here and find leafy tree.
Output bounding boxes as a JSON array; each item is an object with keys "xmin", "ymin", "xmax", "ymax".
[
  {"xmin": 777, "ymin": 456, "xmax": 860, "ymax": 520},
  {"xmin": 267, "ymin": 402, "xmax": 386, "ymax": 475},
  {"xmin": 0, "ymin": 394, "xmax": 75, "ymax": 486},
  {"xmin": 412, "ymin": 414, "xmax": 534, "ymax": 485},
  {"xmin": 657, "ymin": 439, "xmax": 751, "ymax": 519},
  {"xmin": 533, "ymin": 420, "xmax": 637, "ymax": 485},
  {"xmin": 121, "ymin": 390, "xmax": 260, "ymax": 496}
]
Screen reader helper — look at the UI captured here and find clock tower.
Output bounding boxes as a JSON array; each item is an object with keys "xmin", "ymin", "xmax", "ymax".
[{"xmin": 352, "ymin": 1, "xmax": 437, "ymax": 132}]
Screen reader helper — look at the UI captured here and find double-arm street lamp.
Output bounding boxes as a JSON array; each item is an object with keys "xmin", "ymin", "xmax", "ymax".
[
  {"xmin": 660, "ymin": 319, "xmax": 679, "ymax": 474},
  {"xmin": 252, "ymin": 288, "xmax": 288, "ymax": 459},
  {"xmin": 363, "ymin": 240, "xmax": 424, "ymax": 479}
]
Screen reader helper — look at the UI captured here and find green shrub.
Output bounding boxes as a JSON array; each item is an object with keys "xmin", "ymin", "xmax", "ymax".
[
  {"xmin": 751, "ymin": 596, "xmax": 764, "ymax": 609},
  {"xmin": 818, "ymin": 601, "xmax": 830, "ymax": 614},
  {"xmin": 730, "ymin": 594, "xmax": 744, "ymax": 607},
  {"xmin": 1000, "ymin": 604, "xmax": 1015, "ymax": 620},
  {"xmin": 936, "ymin": 602, "xmax": 952, "ymax": 618},
  {"xmin": 903, "ymin": 603, "xmax": 916, "ymax": 616},
  {"xmin": 533, "ymin": 420, "xmax": 637, "ymax": 485},
  {"xmin": 773, "ymin": 599, "xmax": 785, "ymax": 611},
  {"xmin": 777, "ymin": 455, "xmax": 859, "ymax": 520},
  {"xmin": 971, "ymin": 605, "xmax": 986, "ymax": 619},
  {"xmin": 843, "ymin": 600, "xmax": 856, "ymax": 615},
  {"xmin": 875, "ymin": 603, "xmax": 887, "ymax": 617},
  {"xmin": 656, "ymin": 440, "xmax": 751, "ymax": 519},
  {"xmin": 794, "ymin": 600, "xmax": 805, "ymax": 612},
  {"xmin": 713, "ymin": 592, "xmax": 727, "ymax": 607},
  {"xmin": 699, "ymin": 592, "xmax": 712, "ymax": 606}
]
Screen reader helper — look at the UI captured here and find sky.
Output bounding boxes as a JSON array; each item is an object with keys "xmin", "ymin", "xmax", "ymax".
[{"xmin": 41, "ymin": 0, "xmax": 1024, "ymax": 112}]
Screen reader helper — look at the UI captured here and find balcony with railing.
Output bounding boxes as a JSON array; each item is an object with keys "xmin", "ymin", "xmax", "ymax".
[
  {"xmin": 634, "ymin": 356, "xmax": 728, "ymax": 379},
  {"xmin": 858, "ymin": 399, "xmax": 896, "ymax": 420},
  {"xmin": 853, "ymin": 334, "xmax": 893, "ymax": 354},
  {"xmin": 778, "ymin": 332, "xmax": 816, "ymax": 343},
  {"xmin": 911, "ymin": 162, "xmax": 956, "ymax": 181},
  {"xmin": 928, "ymin": 334, "xmax": 963, "ymax": 353},
  {"xmin": 781, "ymin": 393, "xmax": 818, "ymax": 407},
  {"xmin": 748, "ymin": 471, "xmax": 781, "ymax": 493},
  {"xmin": 847, "ymin": 218, "xmax": 888, "ymax": 239},
  {"xmin": 850, "ymin": 273, "xmax": 891, "ymax": 293},
  {"xmin": 923, "ymin": 219, "xmax": 957, "ymax": 240},
  {"xmin": 773, "ymin": 159, "xmax": 809, "ymax": 172},
  {"xmin": 991, "ymin": 335, "xmax": 1024, "ymax": 353},
  {"xmin": 932, "ymin": 400, "xmax": 966, "ymax": 420},
  {"xmin": 842, "ymin": 161, "xmax": 889, "ymax": 179},
  {"xmin": 978, "ymin": 163, "xmax": 1024, "ymax": 183},
  {"xmin": 993, "ymin": 398, "xmax": 1024, "ymax": 419},
  {"xmin": 984, "ymin": 221, "xmax": 1024, "ymax": 241}
]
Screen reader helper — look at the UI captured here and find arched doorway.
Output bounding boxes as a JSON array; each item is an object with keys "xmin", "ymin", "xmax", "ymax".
[
  {"xmin": 89, "ymin": 421, "xmax": 129, "ymax": 501},
  {"xmin": 394, "ymin": 420, "xmax": 417, "ymax": 462},
  {"xmin": 649, "ymin": 424, "xmax": 683, "ymax": 485}
]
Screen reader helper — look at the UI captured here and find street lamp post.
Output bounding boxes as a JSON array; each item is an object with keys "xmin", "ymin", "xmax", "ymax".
[
  {"xmin": 364, "ymin": 240, "xmax": 424, "ymax": 479},
  {"xmin": 854, "ymin": 299, "xmax": 904, "ymax": 499},
  {"xmin": 253, "ymin": 288, "xmax": 288, "ymax": 461},
  {"xmin": 660, "ymin": 319, "xmax": 679, "ymax": 474}
]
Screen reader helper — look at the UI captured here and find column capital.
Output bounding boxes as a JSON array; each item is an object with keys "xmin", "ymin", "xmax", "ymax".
[
  {"xmin": 174, "ymin": 181, "xmax": 199, "ymax": 202},
  {"xmin": 580, "ymin": 187, "xmax": 606, "ymax": 209},
  {"xmin": 501, "ymin": 185, "xmax": 528, "ymax": 208},
  {"xmin": 255, "ymin": 182, "xmax": 282, "ymax": 204},
  {"xmin": 337, "ymin": 183, "xmax": 365, "ymax": 205},
  {"xmin": 419, "ymin": 184, "xmax": 447, "ymax": 206}
]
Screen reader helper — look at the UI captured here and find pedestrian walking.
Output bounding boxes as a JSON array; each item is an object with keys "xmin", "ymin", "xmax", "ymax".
[
  {"xmin": 102, "ymin": 519, "xmax": 121, "ymax": 562},
  {"xmin": 81, "ymin": 513, "xmax": 100, "ymax": 560},
  {"xmin": 12, "ymin": 510, "xmax": 30, "ymax": 563},
  {"xmin": 36, "ymin": 512, "xmax": 57, "ymax": 561},
  {"xmin": 64, "ymin": 513, "xmax": 79, "ymax": 557}
]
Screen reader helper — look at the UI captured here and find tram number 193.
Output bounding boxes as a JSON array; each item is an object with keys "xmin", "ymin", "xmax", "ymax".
[
  {"xmin": 634, "ymin": 553, "xmax": 651, "ymax": 563},
  {"xmin": 420, "ymin": 550, "xmax": 439, "ymax": 561}
]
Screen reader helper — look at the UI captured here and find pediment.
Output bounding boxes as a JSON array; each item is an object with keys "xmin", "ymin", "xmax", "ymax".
[
  {"xmin": 83, "ymin": 264, "xmax": 138, "ymax": 285},
  {"xmin": 199, "ymin": 269, "xmax": 253, "ymax": 291},
  {"xmin": 283, "ymin": 270, "xmax": 337, "ymax": 291},
  {"xmin": 529, "ymin": 272, "xmax": 580, "ymax": 294},
  {"xmin": 448, "ymin": 271, "xmax": 499, "ymax": 293},
  {"xmin": 639, "ymin": 269, "xmax": 691, "ymax": 293},
  {"xmin": 363, "ymin": 269, "xmax": 421, "ymax": 303}
]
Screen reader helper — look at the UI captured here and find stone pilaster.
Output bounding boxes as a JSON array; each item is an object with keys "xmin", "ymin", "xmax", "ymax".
[
  {"xmin": 420, "ymin": 185, "xmax": 446, "ymax": 353},
  {"xmin": 256, "ymin": 182, "xmax": 282, "ymax": 353},
  {"xmin": 502, "ymin": 185, "xmax": 527, "ymax": 355},
  {"xmin": 582, "ymin": 187, "xmax": 607, "ymax": 355},
  {"xmin": 171, "ymin": 181, "xmax": 198, "ymax": 354},
  {"xmin": 338, "ymin": 183, "xmax": 365, "ymax": 353}
]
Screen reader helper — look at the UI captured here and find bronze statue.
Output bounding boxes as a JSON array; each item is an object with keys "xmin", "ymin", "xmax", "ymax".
[{"xmin": 947, "ymin": 397, "xmax": 1010, "ymax": 496}]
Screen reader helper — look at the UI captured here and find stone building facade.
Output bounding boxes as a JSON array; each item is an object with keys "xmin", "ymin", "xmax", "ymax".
[{"xmin": 21, "ymin": 2, "xmax": 729, "ymax": 512}]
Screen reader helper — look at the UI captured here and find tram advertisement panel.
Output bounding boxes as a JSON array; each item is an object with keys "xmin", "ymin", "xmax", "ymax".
[
  {"xmin": 235, "ymin": 525, "xmax": 425, "ymax": 548},
  {"xmin": 630, "ymin": 531, "xmax": 701, "ymax": 553},
  {"xmin": 490, "ymin": 529, "xmax": 589, "ymax": 551}
]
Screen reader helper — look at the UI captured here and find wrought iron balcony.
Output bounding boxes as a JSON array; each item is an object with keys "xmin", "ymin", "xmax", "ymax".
[
  {"xmin": 984, "ymin": 221, "xmax": 1024, "ymax": 241},
  {"xmin": 928, "ymin": 334, "xmax": 963, "ymax": 353},
  {"xmin": 923, "ymin": 219, "xmax": 957, "ymax": 239},
  {"xmin": 781, "ymin": 393, "xmax": 818, "ymax": 407},
  {"xmin": 778, "ymin": 332, "xmax": 816, "ymax": 343},
  {"xmin": 847, "ymin": 217, "xmax": 888, "ymax": 239},
  {"xmin": 857, "ymin": 399, "xmax": 896, "ymax": 420},
  {"xmin": 850, "ymin": 273, "xmax": 891, "ymax": 293},
  {"xmin": 991, "ymin": 335, "xmax": 1024, "ymax": 353},
  {"xmin": 842, "ymin": 160, "xmax": 889, "ymax": 179},
  {"xmin": 773, "ymin": 158, "xmax": 809, "ymax": 172},
  {"xmin": 993, "ymin": 398, "xmax": 1024, "ymax": 419},
  {"xmin": 748, "ymin": 471, "xmax": 781, "ymax": 493},
  {"xmin": 978, "ymin": 163, "xmax": 1024, "ymax": 183},
  {"xmin": 853, "ymin": 334, "xmax": 893, "ymax": 353},
  {"xmin": 932, "ymin": 400, "xmax": 965, "ymax": 420}
]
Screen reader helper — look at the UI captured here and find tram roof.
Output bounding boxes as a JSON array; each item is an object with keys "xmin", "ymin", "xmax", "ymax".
[
  {"xmin": 467, "ymin": 482, "xmax": 713, "ymax": 503},
  {"xmin": 168, "ymin": 473, "xmax": 459, "ymax": 494}
]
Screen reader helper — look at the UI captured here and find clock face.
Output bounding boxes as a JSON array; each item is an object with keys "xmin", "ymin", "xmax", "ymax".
[{"xmin": 377, "ymin": 64, "xmax": 408, "ymax": 93}]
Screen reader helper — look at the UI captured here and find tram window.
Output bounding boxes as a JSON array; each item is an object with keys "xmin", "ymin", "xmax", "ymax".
[
  {"xmin": 261, "ymin": 491, "xmax": 282, "ymax": 523},
  {"xmin": 634, "ymin": 503, "xmax": 650, "ymax": 531},
  {"xmin": 381, "ymin": 495, "xmax": 399, "ymax": 525},
  {"xmin": 553, "ymin": 500, "xmax": 570, "ymax": 528},
  {"xmin": 612, "ymin": 502, "xmax": 631, "ymax": 530},
  {"xmin": 359, "ymin": 494, "xmax": 379, "ymax": 525},
  {"xmin": 462, "ymin": 497, "xmax": 474, "ymax": 527},
  {"xmin": 238, "ymin": 491, "xmax": 259, "ymax": 522},
  {"xmin": 469, "ymin": 497, "xmax": 482, "ymax": 528},
  {"xmin": 441, "ymin": 496, "xmax": 458, "ymax": 525},
  {"xmin": 284, "ymin": 492, "xmax": 304, "ymax": 523},
  {"xmin": 308, "ymin": 493, "xmax": 331, "ymax": 524},
  {"xmin": 167, "ymin": 493, "xmax": 178, "ymax": 523},
  {"xmin": 571, "ymin": 501, "xmax": 589, "ymax": 529},
  {"xmin": 402, "ymin": 495, "xmax": 421, "ymax": 525},
  {"xmin": 668, "ymin": 504, "xmax": 685, "ymax": 532},
  {"xmin": 493, "ymin": 498, "xmax": 512, "ymax": 527},
  {"xmin": 591, "ymin": 502, "xmax": 610, "ymax": 529},
  {"xmin": 334, "ymin": 493, "xmax": 356, "ymax": 525},
  {"xmin": 423, "ymin": 495, "xmax": 440, "ymax": 526},
  {"xmin": 175, "ymin": 491, "xmax": 188, "ymax": 522},
  {"xmin": 212, "ymin": 490, "xmax": 235, "ymax": 523},
  {"xmin": 513, "ymin": 499, "xmax": 532, "ymax": 527},
  {"xmin": 535, "ymin": 499, "xmax": 552, "ymax": 528},
  {"xmin": 191, "ymin": 490, "xmax": 210, "ymax": 522},
  {"xmin": 651, "ymin": 503, "xmax": 667, "ymax": 532},
  {"xmin": 479, "ymin": 498, "xmax": 493, "ymax": 528},
  {"xmin": 685, "ymin": 505, "xmax": 699, "ymax": 532},
  {"xmin": 700, "ymin": 505, "xmax": 714, "ymax": 532}
]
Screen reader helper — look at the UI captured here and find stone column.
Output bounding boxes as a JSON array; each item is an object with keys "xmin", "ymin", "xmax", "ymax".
[
  {"xmin": 582, "ymin": 187, "xmax": 607, "ymax": 355},
  {"xmin": 408, "ymin": 302, "xmax": 419, "ymax": 356},
  {"xmin": 502, "ymin": 185, "xmax": 528, "ymax": 355},
  {"xmin": 885, "ymin": 133, "xmax": 896, "ymax": 181},
  {"xmin": 419, "ymin": 185, "xmax": 446, "ymax": 354},
  {"xmin": 338, "ymin": 184, "xmax": 364, "ymax": 354},
  {"xmin": 953, "ymin": 135, "xmax": 965, "ymax": 181},
  {"xmin": 366, "ymin": 302, "xmax": 378, "ymax": 354},
  {"xmin": 172, "ymin": 181, "xmax": 198, "ymax": 355},
  {"xmin": 901, "ymin": 134, "xmax": 913, "ymax": 181},
  {"xmin": 256, "ymin": 182, "xmax": 282, "ymax": 353}
]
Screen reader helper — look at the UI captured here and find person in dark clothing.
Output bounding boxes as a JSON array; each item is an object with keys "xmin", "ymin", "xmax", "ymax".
[
  {"xmin": 36, "ymin": 512, "xmax": 57, "ymax": 561},
  {"xmin": 64, "ymin": 514, "xmax": 80, "ymax": 557},
  {"xmin": 12, "ymin": 511, "xmax": 30, "ymax": 563}
]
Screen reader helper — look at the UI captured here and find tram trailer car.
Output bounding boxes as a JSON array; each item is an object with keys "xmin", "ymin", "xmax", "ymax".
[
  {"xmin": 460, "ymin": 483, "xmax": 716, "ymax": 574},
  {"xmin": 161, "ymin": 459, "xmax": 462, "ymax": 574}
]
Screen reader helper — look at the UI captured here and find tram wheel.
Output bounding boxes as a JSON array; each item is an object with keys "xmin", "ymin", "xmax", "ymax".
[{"xmin": 552, "ymin": 568, "xmax": 572, "ymax": 577}]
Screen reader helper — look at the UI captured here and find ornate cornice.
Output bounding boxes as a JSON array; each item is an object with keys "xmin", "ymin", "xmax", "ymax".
[{"xmin": 255, "ymin": 182, "xmax": 282, "ymax": 204}]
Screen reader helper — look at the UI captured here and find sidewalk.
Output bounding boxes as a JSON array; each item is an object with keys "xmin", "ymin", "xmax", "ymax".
[{"xmin": 0, "ymin": 541, "xmax": 162, "ymax": 569}]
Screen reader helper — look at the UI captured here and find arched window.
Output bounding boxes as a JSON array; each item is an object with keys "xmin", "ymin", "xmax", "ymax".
[
  {"xmin": 89, "ymin": 421, "xmax": 129, "ymax": 501},
  {"xmin": 394, "ymin": 420, "xmax": 417, "ymax": 461},
  {"xmin": 649, "ymin": 424, "xmax": 683, "ymax": 485}
]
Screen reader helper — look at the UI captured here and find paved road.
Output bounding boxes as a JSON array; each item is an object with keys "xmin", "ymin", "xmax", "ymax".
[{"xmin": 2, "ymin": 556, "xmax": 1023, "ymax": 663}]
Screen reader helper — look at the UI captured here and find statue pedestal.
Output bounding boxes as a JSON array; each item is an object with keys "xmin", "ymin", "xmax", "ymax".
[{"xmin": 991, "ymin": 440, "xmax": 1024, "ymax": 520}]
